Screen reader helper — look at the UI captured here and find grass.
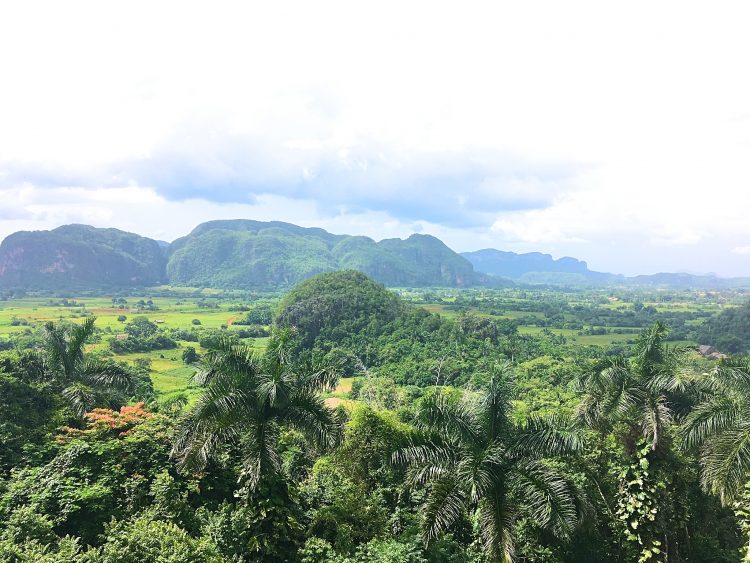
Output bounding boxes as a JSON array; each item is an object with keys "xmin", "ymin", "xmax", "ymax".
[{"xmin": 0, "ymin": 295, "xmax": 273, "ymax": 399}]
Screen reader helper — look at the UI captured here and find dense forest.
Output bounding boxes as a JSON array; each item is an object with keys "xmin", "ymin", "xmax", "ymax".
[{"xmin": 2, "ymin": 271, "xmax": 750, "ymax": 562}]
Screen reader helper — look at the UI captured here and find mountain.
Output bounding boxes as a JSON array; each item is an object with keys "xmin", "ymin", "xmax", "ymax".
[
  {"xmin": 0, "ymin": 224, "xmax": 166, "ymax": 290},
  {"xmin": 461, "ymin": 248, "xmax": 616, "ymax": 285},
  {"xmin": 3, "ymin": 221, "xmax": 749, "ymax": 291},
  {"xmin": 462, "ymin": 249, "xmax": 750, "ymax": 288},
  {"xmin": 166, "ymin": 220, "xmax": 477, "ymax": 289}
]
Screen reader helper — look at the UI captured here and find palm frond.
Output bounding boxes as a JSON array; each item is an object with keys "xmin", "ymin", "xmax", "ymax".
[
  {"xmin": 392, "ymin": 438, "xmax": 458, "ymax": 469},
  {"xmin": 634, "ymin": 321, "xmax": 668, "ymax": 375},
  {"xmin": 511, "ymin": 414, "xmax": 583, "ymax": 458},
  {"xmin": 511, "ymin": 459, "xmax": 580, "ymax": 538},
  {"xmin": 700, "ymin": 422, "xmax": 750, "ymax": 504},
  {"xmin": 194, "ymin": 339, "xmax": 259, "ymax": 386},
  {"xmin": 680, "ymin": 396, "xmax": 741, "ymax": 450},
  {"xmin": 284, "ymin": 390, "xmax": 342, "ymax": 450},
  {"xmin": 420, "ymin": 476, "xmax": 468, "ymax": 545},
  {"xmin": 641, "ymin": 395, "xmax": 673, "ymax": 450},
  {"xmin": 85, "ymin": 359, "xmax": 134, "ymax": 392},
  {"xmin": 172, "ymin": 417, "xmax": 244, "ymax": 472},
  {"xmin": 62, "ymin": 382, "xmax": 97, "ymax": 418},
  {"xmin": 44, "ymin": 321, "xmax": 73, "ymax": 380},
  {"xmin": 240, "ymin": 420, "xmax": 282, "ymax": 490},
  {"xmin": 481, "ymin": 362, "xmax": 515, "ymax": 442},
  {"xmin": 68, "ymin": 316, "xmax": 97, "ymax": 363},
  {"xmin": 477, "ymin": 492, "xmax": 516, "ymax": 563},
  {"xmin": 417, "ymin": 391, "xmax": 481, "ymax": 446}
]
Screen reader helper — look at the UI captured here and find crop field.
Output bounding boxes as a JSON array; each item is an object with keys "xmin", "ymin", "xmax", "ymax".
[{"xmin": 0, "ymin": 295, "xmax": 273, "ymax": 401}]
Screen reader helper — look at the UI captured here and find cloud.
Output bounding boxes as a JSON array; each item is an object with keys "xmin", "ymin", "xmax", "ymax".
[
  {"xmin": 0, "ymin": 130, "xmax": 581, "ymax": 228},
  {"xmin": 2, "ymin": 1, "xmax": 750, "ymax": 276}
]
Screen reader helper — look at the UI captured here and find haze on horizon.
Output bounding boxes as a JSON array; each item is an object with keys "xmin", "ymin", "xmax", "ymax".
[{"xmin": 1, "ymin": 1, "xmax": 750, "ymax": 277}]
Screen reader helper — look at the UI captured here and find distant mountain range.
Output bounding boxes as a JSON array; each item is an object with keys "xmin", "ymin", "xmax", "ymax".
[
  {"xmin": 0, "ymin": 221, "xmax": 748, "ymax": 291},
  {"xmin": 462, "ymin": 248, "xmax": 750, "ymax": 288}
]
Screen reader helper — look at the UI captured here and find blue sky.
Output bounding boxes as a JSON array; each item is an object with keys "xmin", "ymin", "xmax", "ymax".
[{"xmin": 2, "ymin": 1, "xmax": 750, "ymax": 276}]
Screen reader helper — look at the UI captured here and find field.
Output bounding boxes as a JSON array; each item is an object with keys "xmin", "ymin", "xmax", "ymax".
[
  {"xmin": 0, "ymin": 285, "xmax": 734, "ymax": 401},
  {"xmin": 0, "ymin": 294, "xmax": 273, "ymax": 402}
]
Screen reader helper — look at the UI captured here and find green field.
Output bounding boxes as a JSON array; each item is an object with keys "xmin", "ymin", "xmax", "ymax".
[
  {"xmin": 0, "ymin": 295, "xmax": 272, "ymax": 401},
  {"xmin": 1, "ymin": 285, "xmax": 722, "ymax": 401}
]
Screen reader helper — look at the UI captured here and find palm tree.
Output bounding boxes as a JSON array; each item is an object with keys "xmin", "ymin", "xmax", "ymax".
[
  {"xmin": 44, "ymin": 316, "xmax": 134, "ymax": 417},
  {"xmin": 171, "ymin": 333, "xmax": 343, "ymax": 490},
  {"xmin": 576, "ymin": 322, "xmax": 692, "ymax": 454},
  {"xmin": 680, "ymin": 357, "xmax": 750, "ymax": 504},
  {"xmin": 393, "ymin": 362, "xmax": 584, "ymax": 562}
]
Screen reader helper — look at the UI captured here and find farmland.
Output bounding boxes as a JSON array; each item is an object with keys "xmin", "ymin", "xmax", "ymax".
[
  {"xmin": 0, "ymin": 290, "xmax": 276, "ymax": 402},
  {"xmin": 0, "ymin": 284, "xmax": 741, "ymax": 402}
]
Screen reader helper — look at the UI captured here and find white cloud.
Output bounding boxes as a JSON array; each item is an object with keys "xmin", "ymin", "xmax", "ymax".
[{"xmin": 1, "ymin": 1, "xmax": 750, "ymax": 275}]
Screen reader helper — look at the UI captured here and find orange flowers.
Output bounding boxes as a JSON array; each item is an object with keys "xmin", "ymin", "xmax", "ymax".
[{"xmin": 57, "ymin": 402, "xmax": 152, "ymax": 442}]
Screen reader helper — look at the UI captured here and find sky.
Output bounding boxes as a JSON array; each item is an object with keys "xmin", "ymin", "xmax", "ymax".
[{"xmin": 1, "ymin": 1, "xmax": 750, "ymax": 276}]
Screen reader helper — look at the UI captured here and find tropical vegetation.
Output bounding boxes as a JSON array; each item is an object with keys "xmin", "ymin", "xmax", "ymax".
[{"xmin": 2, "ymin": 270, "xmax": 750, "ymax": 561}]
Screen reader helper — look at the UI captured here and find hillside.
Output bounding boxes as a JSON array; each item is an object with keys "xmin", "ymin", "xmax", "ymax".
[
  {"xmin": 0, "ymin": 224, "xmax": 166, "ymax": 290},
  {"xmin": 166, "ymin": 220, "xmax": 477, "ymax": 289}
]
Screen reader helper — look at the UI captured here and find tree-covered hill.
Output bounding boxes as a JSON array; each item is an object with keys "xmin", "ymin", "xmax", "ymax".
[
  {"xmin": 275, "ymin": 270, "xmax": 405, "ymax": 351},
  {"xmin": 0, "ymin": 224, "xmax": 166, "ymax": 290},
  {"xmin": 275, "ymin": 270, "xmax": 521, "ymax": 386},
  {"xmin": 166, "ymin": 220, "xmax": 477, "ymax": 289}
]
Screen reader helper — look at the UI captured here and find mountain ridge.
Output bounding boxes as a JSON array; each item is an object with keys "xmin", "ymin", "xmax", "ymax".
[{"xmin": 1, "ymin": 221, "xmax": 748, "ymax": 290}]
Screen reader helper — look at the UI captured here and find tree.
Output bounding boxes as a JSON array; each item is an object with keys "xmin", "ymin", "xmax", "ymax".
[
  {"xmin": 577, "ymin": 322, "xmax": 695, "ymax": 561},
  {"xmin": 182, "ymin": 347, "xmax": 199, "ymax": 365},
  {"xmin": 680, "ymin": 357, "xmax": 750, "ymax": 504},
  {"xmin": 171, "ymin": 331, "xmax": 343, "ymax": 491},
  {"xmin": 44, "ymin": 317, "xmax": 135, "ymax": 417},
  {"xmin": 576, "ymin": 322, "xmax": 691, "ymax": 454},
  {"xmin": 393, "ymin": 362, "xmax": 584, "ymax": 561},
  {"xmin": 125, "ymin": 316, "xmax": 158, "ymax": 339}
]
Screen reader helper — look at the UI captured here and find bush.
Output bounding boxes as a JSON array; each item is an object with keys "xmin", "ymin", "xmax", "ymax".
[{"xmin": 92, "ymin": 516, "xmax": 219, "ymax": 563}]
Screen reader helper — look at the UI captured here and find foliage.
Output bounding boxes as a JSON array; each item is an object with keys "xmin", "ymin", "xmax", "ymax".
[
  {"xmin": 172, "ymin": 332, "xmax": 342, "ymax": 490},
  {"xmin": 577, "ymin": 322, "xmax": 691, "ymax": 453},
  {"xmin": 393, "ymin": 362, "xmax": 585, "ymax": 560},
  {"xmin": 697, "ymin": 300, "xmax": 750, "ymax": 353},
  {"xmin": 615, "ymin": 443, "xmax": 665, "ymax": 562},
  {"xmin": 200, "ymin": 479, "xmax": 303, "ymax": 562},
  {"xmin": 44, "ymin": 317, "xmax": 138, "ymax": 417},
  {"xmin": 681, "ymin": 357, "xmax": 750, "ymax": 503},
  {"xmin": 88, "ymin": 515, "xmax": 220, "ymax": 563},
  {"xmin": 2, "ymin": 275, "xmax": 750, "ymax": 561}
]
